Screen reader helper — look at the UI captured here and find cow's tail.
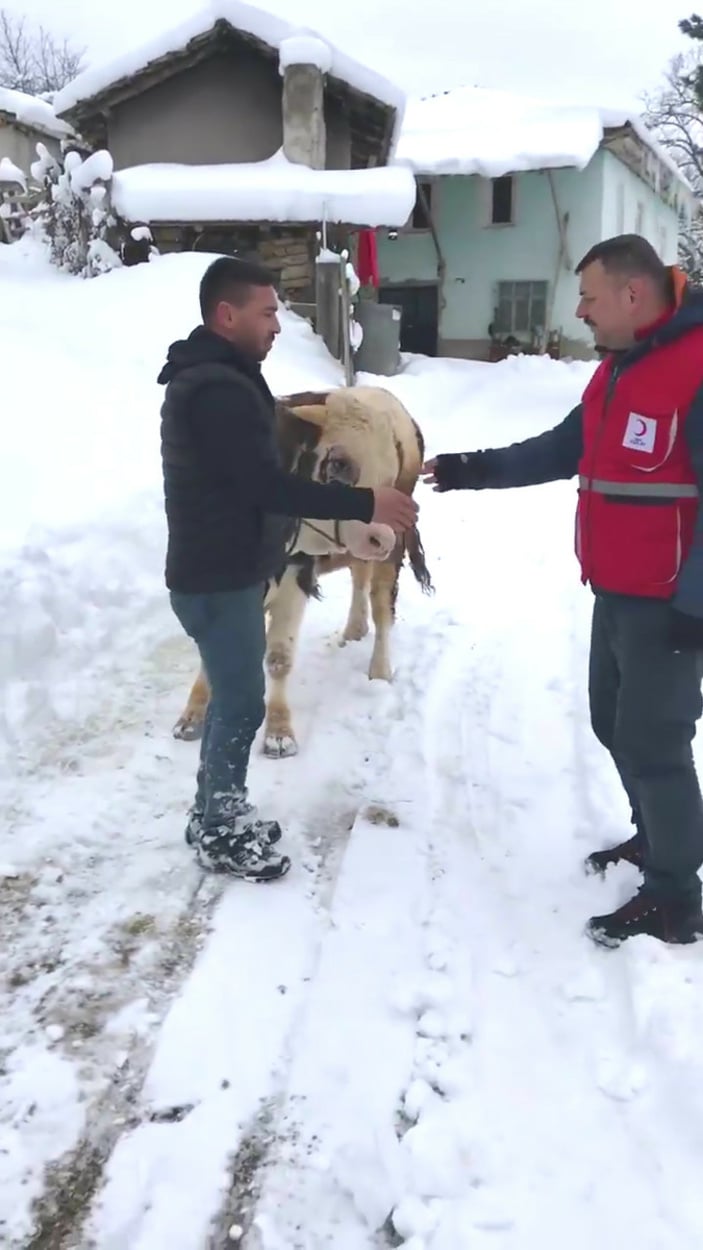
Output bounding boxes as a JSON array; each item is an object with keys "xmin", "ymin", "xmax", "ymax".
[{"xmin": 404, "ymin": 523, "xmax": 433, "ymax": 595}]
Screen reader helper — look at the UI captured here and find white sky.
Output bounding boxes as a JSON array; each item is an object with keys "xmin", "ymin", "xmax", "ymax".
[{"xmin": 9, "ymin": 0, "xmax": 693, "ymax": 107}]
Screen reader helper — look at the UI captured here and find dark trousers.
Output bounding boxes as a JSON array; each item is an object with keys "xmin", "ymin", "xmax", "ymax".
[
  {"xmin": 589, "ymin": 592, "xmax": 703, "ymax": 903},
  {"xmin": 170, "ymin": 587, "xmax": 266, "ymax": 831}
]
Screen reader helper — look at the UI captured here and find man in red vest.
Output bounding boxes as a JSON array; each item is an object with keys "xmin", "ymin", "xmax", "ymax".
[{"xmin": 423, "ymin": 234, "xmax": 703, "ymax": 947}]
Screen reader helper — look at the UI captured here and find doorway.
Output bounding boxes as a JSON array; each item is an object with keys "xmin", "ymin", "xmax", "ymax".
[{"xmin": 378, "ymin": 283, "xmax": 439, "ymax": 356}]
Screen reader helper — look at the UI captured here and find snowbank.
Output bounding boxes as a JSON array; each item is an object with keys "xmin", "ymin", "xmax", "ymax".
[
  {"xmin": 0, "ymin": 85, "xmax": 72, "ymax": 139},
  {"xmin": 111, "ymin": 152, "xmax": 416, "ymax": 227},
  {"xmin": 395, "ymin": 85, "xmax": 692, "ymax": 192},
  {"xmin": 0, "ymin": 241, "xmax": 342, "ymax": 763},
  {"xmin": 53, "ymin": 0, "xmax": 406, "ymax": 150}
]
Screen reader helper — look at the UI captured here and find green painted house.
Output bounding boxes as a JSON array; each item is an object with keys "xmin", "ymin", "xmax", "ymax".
[{"xmin": 376, "ymin": 87, "xmax": 694, "ymax": 361}]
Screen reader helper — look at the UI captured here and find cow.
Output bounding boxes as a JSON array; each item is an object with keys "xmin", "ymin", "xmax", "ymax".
[{"xmin": 172, "ymin": 384, "xmax": 433, "ymax": 758}]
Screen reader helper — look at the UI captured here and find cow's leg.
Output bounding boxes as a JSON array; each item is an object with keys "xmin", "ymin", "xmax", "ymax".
[
  {"xmin": 368, "ymin": 557, "xmax": 400, "ymax": 682},
  {"xmin": 173, "ymin": 663, "xmax": 210, "ymax": 740},
  {"xmin": 264, "ymin": 567, "xmax": 309, "ymax": 758},
  {"xmin": 342, "ymin": 559, "xmax": 372, "ymax": 642}
]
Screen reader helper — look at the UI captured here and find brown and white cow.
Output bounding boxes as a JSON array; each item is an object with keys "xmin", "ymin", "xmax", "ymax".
[{"xmin": 172, "ymin": 384, "xmax": 432, "ymax": 757}]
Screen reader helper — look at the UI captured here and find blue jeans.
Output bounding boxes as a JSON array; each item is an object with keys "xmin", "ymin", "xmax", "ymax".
[{"xmin": 170, "ymin": 587, "xmax": 266, "ymax": 831}]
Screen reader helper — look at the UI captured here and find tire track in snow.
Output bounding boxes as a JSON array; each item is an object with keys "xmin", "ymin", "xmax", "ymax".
[
  {"xmin": 396, "ymin": 594, "xmax": 703, "ymax": 1249},
  {"xmin": 61, "ymin": 576, "xmax": 441, "ymax": 1250},
  {"xmin": 227, "ymin": 609, "xmax": 455, "ymax": 1250},
  {"xmin": 1, "ymin": 567, "xmax": 426, "ymax": 1248},
  {"xmin": 560, "ymin": 578, "xmax": 703, "ymax": 1240}
]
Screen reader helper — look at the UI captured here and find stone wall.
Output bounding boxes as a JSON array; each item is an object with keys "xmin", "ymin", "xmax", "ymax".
[
  {"xmin": 148, "ymin": 222, "xmax": 328, "ymax": 303},
  {"xmin": 257, "ymin": 230, "xmax": 315, "ymax": 301}
]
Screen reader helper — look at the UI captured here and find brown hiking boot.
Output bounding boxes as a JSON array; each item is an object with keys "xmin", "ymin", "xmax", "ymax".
[
  {"xmin": 584, "ymin": 833, "xmax": 644, "ymax": 876},
  {"xmin": 586, "ymin": 888, "xmax": 703, "ymax": 947}
]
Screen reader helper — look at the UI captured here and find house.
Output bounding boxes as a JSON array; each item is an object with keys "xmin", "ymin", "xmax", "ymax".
[
  {"xmin": 375, "ymin": 87, "xmax": 695, "ymax": 360},
  {"xmin": 52, "ymin": 0, "xmax": 416, "ymax": 304},
  {"xmin": 0, "ymin": 88, "xmax": 76, "ymax": 242},
  {"xmin": 0, "ymin": 86, "xmax": 71, "ymax": 174}
]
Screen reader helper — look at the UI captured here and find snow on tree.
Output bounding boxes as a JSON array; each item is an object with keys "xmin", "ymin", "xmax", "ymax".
[
  {"xmin": 679, "ymin": 14, "xmax": 703, "ymax": 107},
  {"xmin": 29, "ymin": 143, "xmax": 125, "ymax": 278},
  {"xmin": 643, "ymin": 42, "xmax": 703, "ymax": 282}
]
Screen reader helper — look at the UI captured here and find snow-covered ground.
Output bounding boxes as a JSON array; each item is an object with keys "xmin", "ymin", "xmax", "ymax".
[{"xmin": 2, "ymin": 239, "xmax": 703, "ymax": 1250}]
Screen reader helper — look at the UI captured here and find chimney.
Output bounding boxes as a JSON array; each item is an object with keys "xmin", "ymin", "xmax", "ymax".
[{"xmin": 280, "ymin": 37, "xmax": 330, "ymax": 170}]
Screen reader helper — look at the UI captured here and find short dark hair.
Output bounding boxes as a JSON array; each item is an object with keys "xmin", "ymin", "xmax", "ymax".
[
  {"xmin": 575, "ymin": 234, "xmax": 669, "ymax": 296},
  {"xmin": 199, "ymin": 255, "xmax": 277, "ymax": 321}
]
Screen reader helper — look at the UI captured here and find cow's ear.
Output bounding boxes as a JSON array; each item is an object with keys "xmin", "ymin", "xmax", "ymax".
[{"xmin": 290, "ymin": 403, "xmax": 328, "ymax": 429}]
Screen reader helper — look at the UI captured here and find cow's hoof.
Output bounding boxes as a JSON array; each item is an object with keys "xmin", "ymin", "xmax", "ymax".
[
  {"xmin": 368, "ymin": 662, "xmax": 392, "ymax": 682},
  {"xmin": 264, "ymin": 733, "xmax": 298, "ymax": 758},
  {"xmin": 342, "ymin": 619, "xmax": 369, "ymax": 643},
  {"xmin": 173, "ymin": 716, "xmax": 204, "ymax": 741}
]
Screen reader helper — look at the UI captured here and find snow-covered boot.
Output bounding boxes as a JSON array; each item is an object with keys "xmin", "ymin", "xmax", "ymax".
[
  {"xmin": 195, "ymin": 825, "xmax": 290, "ymax": 882},
  {"xmin": 185, "ymin": 806, "xmax": 281, "ymax": 848},
  {"xmin": 584, "ymin": 832, "xmax": 645, "ymax": 875},
  {"xmin": 586, "ymin": 888, "xmax": 703, "ymax": 947}
]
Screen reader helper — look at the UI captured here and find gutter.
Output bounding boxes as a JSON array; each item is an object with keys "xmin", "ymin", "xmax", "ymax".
[{"xmin": 415, "ymin": 177, "xmax": 446, "ymax": 327}]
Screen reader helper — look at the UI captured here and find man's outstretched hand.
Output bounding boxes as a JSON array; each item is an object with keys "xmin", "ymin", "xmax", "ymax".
[{"xmin": 422, "ymin": 452, "xmax": 489, "ymax": 492}]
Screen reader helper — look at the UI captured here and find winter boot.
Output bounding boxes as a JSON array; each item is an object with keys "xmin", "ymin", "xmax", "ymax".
[
  {"xmin": 184, "ymin": 806, "xmax": 282, "ymax": 849},
  {"xmin": 584, "ymin": 832, "xmax": 645, "ymax": 876},
  {"xmin": 586, "ymin": 888, "xmax": 703, "ymax": 947},
  {"xmin": 195, "ymin": 825, "xmax": 291, "ymax": 883}
]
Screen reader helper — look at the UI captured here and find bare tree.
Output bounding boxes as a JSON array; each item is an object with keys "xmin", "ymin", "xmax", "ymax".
[
  {"xmin": 643, "ymin": 48, "xmax": 703, "ymax": 282},
  {"xmin": 643, "ymin": 50, "xmax": 703, "ymax": 183},
  {"xmin": 0, "ymin": 8, "xmax": 85, "ymax": 96}
]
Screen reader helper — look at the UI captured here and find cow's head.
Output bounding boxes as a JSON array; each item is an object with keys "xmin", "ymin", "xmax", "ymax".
[{"xmin": 276, "ymin": 394, "xmax": 396, "ymax": 562}]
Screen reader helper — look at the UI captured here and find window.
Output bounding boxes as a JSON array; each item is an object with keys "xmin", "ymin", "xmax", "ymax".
[
  {"xmin": 411, "ymin": 181, "xmax": 433, "ymax": 229},
  {"xmin": 494, "ymin": 280, "xmax": 548, "ymax": 336},
  {"xmin": 635, "ymin": 201, "xmax": 645, "ymax": 235},
  {"xmin": 490, "ymin": 176, "xmax": 514, "ymax": 225},
  {"xmin": 616, "ymin": 184, "xmax": 625, "ymax": 234}
]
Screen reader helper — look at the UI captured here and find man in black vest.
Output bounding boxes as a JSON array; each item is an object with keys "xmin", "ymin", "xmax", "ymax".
[{"xmin": 159, "ymin": 256, "xmax": 417, "ymax": 882}]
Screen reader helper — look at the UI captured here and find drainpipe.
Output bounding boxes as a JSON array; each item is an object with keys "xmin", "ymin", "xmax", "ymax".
[
  {"xmin": 543, "ymin": 170, "xmax": 572, "ymax": 353},
  {"xmin": 416, "ymin": 178, "xmax": 446, "ymax": 339}
]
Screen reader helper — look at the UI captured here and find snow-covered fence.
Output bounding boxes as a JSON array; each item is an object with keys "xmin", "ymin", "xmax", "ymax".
[
  {"xmin": 315, "ymin": 241, "xmax": 365, "ymax": 383},
  {"xmin": 0, "ymin": 156, "xmax": 30, "ymax": 243}
]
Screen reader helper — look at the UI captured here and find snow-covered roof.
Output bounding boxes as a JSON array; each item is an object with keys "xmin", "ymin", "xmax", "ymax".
[
  {"xmin": 394, "ymin": 86, "xmax": 692, "ymax": 193},
  {"xmin": 53, "ymin": 2, "xmax": 405, "ymax": 137},
  {"xmin": 110, "ymin": 152, "xmax": 416, "ymax": 228},
  {"xmin": 0, "ymin": 86, "xmax": 72, "ymax": 139}
]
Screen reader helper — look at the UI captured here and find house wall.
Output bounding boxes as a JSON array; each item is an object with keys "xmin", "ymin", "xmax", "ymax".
[
  {"xmin": 106, "ymin": 47, "xmax": 351, "ymax": 172},
  {"xmin": 107, "ymin": 51, "xmax": 283, "ymax": 168},
  {"xmin": 599, "ymin": 147, "xmax": 678, "ymax": 263},
  {"xmin": 0, "ymin": 119, "xmax": 60, "ymax": 176},
  {"xmin": 377, "ymin": 148, "xmax": 681, "ymax": 361}
]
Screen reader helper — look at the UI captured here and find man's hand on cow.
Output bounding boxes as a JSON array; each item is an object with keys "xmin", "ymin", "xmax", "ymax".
[{"xmin": 372, "ymin": 486, "xmax": 419, "ymax": 533}]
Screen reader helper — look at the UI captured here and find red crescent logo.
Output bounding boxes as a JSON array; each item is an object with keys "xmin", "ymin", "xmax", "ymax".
[{"xmin": 635, "ymin": 418, "xmax": 647, "ymax": 437}]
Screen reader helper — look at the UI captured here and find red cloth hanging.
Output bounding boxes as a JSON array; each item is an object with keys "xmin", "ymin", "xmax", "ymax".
[{"xmin": 356, "ymin": 228, "xmax": 380, "ymax": 287}]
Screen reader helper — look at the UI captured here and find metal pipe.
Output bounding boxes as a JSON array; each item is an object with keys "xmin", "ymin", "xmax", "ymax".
[{"xmin": 543, "ymin": 170, "xmax": 572, "ymax": 352}]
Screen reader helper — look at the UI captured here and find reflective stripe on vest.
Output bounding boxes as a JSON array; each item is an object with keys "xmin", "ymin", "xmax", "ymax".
[{"xmin": 578, "ymin": 475, "xmax": 699, "ymax": 499}]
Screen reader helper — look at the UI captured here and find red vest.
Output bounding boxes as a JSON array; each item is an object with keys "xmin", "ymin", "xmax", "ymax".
[{"xmin": 576, "ymin": 323, "xmax": 703, "ymax": 598}]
